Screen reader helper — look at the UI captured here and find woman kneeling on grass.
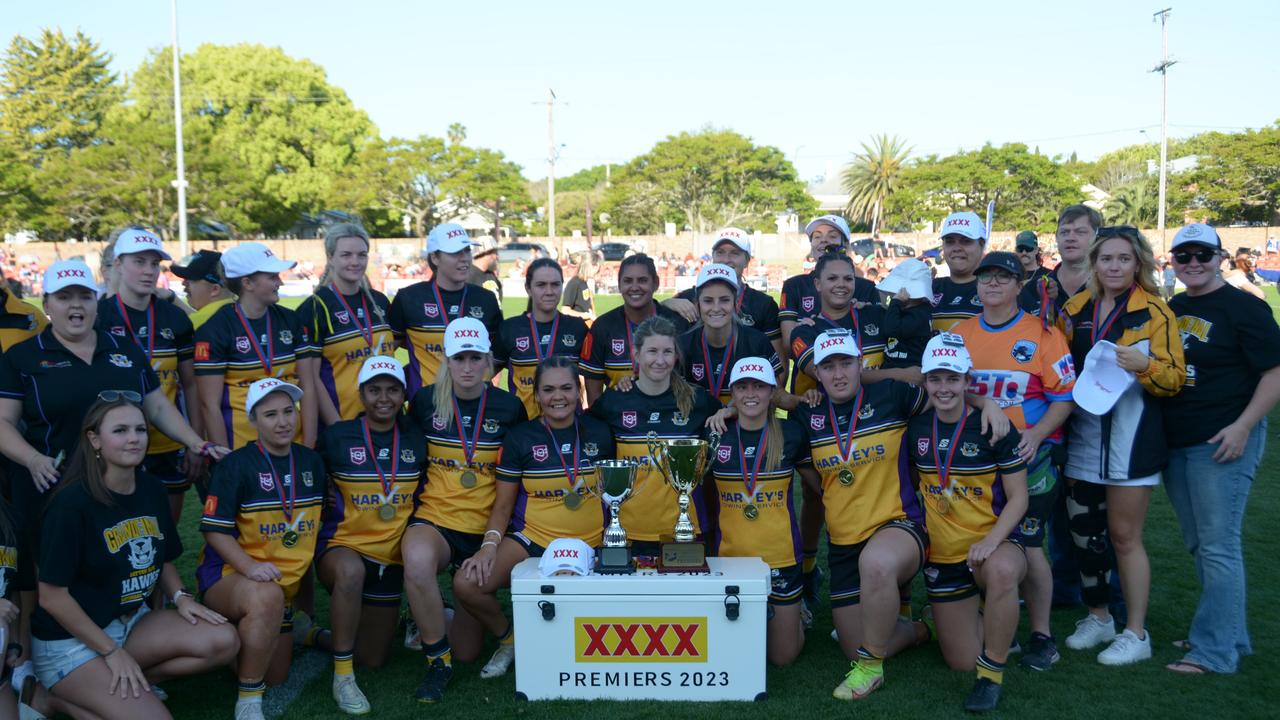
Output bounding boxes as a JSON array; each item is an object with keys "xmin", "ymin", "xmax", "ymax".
[
  {"xmin": 34, "ymin": 395, "xmax": 237, "ymax": 720},
  {"xmin": 907, "ymin": 334, "xmax": 1028, "ymax": 713}
]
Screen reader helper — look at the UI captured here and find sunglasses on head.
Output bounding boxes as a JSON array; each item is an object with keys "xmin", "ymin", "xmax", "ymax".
[
  {"xmin": 98, "ymin": 390, "xmax": 143, "ymax": 404},
  {"xmin": 1172, "ymin": 248, "xmax": 1219, "ymax": 265},
  {"xmin": 1096, "ymin": 225, "xmax": 1141, "ymax": 240}
]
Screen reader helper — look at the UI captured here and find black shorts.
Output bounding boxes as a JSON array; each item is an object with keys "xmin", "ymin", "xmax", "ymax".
[
  {"xmin": 407, "ymin": 518, "xmax": 484, "ymax": 568},
  {"xmin": 924, "ymin": 540, "xmax": 1026, "ymax": 603},
  {"xmin": 317, "ymin": 546, "xmax": 405, "ymax": 607},
  {"xmin": 507, "ymin": 531, "xmax": 547, "ymax": 558},
  {"xmin": 1012, "ymin": 490, "xmax": 1055, "ymax": 548},
  {"xmin": 769, "ymin": 565, "xmax": 804, "ymax": 606},
  {"xmin": 142, "ymin": 449, "xmax": 189, "ymax": 493},
  {"xmin": 829, "ymin": 519, "xmax": 928, "ymax": 608}
]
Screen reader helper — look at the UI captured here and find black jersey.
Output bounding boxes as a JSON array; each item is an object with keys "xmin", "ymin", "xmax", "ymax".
[
  {"xmin": 676, "ymin": 285, "xmax": 781, "ymax": 341},
  {"xmin": 779, "ymin": 272, "xmax": 879, "ymax": 323},
  {"xmin": 579, "ymin": 304, "xmax": 691, "ymax": 388},
  {"xmin": 788, "ymin": 306, "xmax": 888, "ymax": 396},
  {"xmin": 492, "ymin": 311, "xmax": 589, "ymax": 418},
  {"xmin": 931, "ymin": 277, "xmax": 983, "ymax": 332},
  {"xmin": 677, "ymin": 324, "xmax": 781, "ymax": 405},
  {"xmin": 882, "ymin": 300, "xmax": 933, "ymax": 368},
  {"xmin": 387, "ymin": 280, "xmax": 502, "ymax": 396}
]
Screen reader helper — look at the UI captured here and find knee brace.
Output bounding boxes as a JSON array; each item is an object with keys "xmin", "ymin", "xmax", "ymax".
[{"xmin": 1066, "ymin": 482, "xmax": 1112, "ymax": 607}]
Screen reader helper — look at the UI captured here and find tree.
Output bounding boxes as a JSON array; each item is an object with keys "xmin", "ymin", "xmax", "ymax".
[
  {"xmin": 603, "ymin": 128, "xmax": 816, "ymax": 234},
  {"xmin": 1182, "ymin": 125, "xmax": 1280, "ymax": 225},
  {"xmin": 1104, "ymin": 178, "xmax": 1159, "ymax": 227},
  {"xmin": 841, "ymin": 134, "xmax": 911, "ymax": 231}
]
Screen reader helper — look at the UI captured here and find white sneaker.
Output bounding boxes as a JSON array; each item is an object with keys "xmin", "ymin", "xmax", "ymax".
[
  {"xmin": 332, "ymin": 674, "xmax": 371, "ymax": 715},
  {"xmin": 403, "ymin": 618, "xmax": 422, "ymax": 650},
  {"xmin": 831, "ymin": 628, "xmax": 840, "ymax": 642},
  {"xmin": 480, "ymin": 643, "xmax": 516, "ymax": 679},
  {"xmin": 234, "ymin": 701, "xmax": 266, "ymax": 720},
  {"xmin": 1097, "ymin": 629, "xmax": 1153, "ymax": 666},
  {"xmin": 1065, "ymin": 614, "xmax": 1116, "ymax": 650}
]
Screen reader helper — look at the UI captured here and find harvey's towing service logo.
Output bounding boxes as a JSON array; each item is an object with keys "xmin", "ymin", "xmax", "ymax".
[{"xmin": 574, "ymin": 617, "xmax": 708, "ymax": 663}]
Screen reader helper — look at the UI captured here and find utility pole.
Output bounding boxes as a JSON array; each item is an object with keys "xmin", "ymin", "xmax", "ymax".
[
  {"xmin": 546, "ymin": 89, "xmax": 557, "ymax": 241},
  {"xmin": 170, "ymin": 0, "xmax": 189, "ymax": 256},
  {"xmin": 1152, "ymin": 8, "xmax": 1176, "ymax": 254}
]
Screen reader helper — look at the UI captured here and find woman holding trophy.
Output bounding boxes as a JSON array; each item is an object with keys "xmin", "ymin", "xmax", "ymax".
[
  {"xmin": 707, "ymin": 357, "xmax": 817, "ymax": 666},
  {"xmin": 453, "ymin": 356, "xmax": 614, "ymax": 680}
]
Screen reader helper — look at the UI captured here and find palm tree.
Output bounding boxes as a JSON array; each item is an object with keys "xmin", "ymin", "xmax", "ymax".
[
  {"xmin": 1105, "ymin": 180, "xmax": 1158, "ymax": 227},
  {"xmin": 841, "ymin": 134, "xmax": 912, "ymax": 232}
]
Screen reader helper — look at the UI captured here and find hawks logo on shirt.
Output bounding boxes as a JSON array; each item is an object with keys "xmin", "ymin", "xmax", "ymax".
[
  {"xmin": 563, "ymin": 334, "xmax": 577, "ymax": 348},
  {"xmin": 917, "ymin": 438, "xmax": 930, "ymax": 455},
  {"xmin": 483, "ymin": 418, "xmax": 499, "ymax": 433},
  {"xmin": 533, "ymin": 444, "xmax": 549, "ymax": 462},
  {"xmin": 258, "ymin": 472, "xmax": 275, "ymax": 491},
  {"xmin": 810, "ymin": 414, "xmax": 825, "ymax": 431},
  {"xmin": 400, "ymin": 449, "xmax": 417, "ymax": 463},
  {"xmin": 468, "ymin": 306, "xmax": 484, "ymax": 320},
  {"xmin": 423, "ymin": 303, "xmax": 440, "ymax": 318},
  {"xmin": 611, "ymin": 338, "xmax": 626, "ymax": 356},
  {"xmin": 278, "ymin": 330, "xmax": 293, "ymax": 344},
  {"xmin": 235, "ymin": 336, "xmax": 251, "ymax": 354},
  {"xmin": 349, "ymin": 447, "xmax": 366, "ymax": 465},
  {"xmin": 864, "ymin": 324, "xmax": 879, "ymax": 336},
  {"xmin": 622, "ymin": 410, "xmax": 638, "ymax": 428},
  {"xmin": 802, "ymin": 296, "xmax": 816, "ymax": 312},
  {"xmin": 858, "ymin": 404, "xmax": 874, "ymax": 420},
  {"xmin": 583, "ymin": 442, "xmax": 598, "ymax": 456},
  {"xmin": 960, "ymin": 442, "xmax": 980, "ymax": 458},
  {"xmin": 717, "ymin": 445, "xmax": 732, "ymax": 463},
  {"xmin": 691, "ymin": 364, "xmax": 705, "ymax": 381},
  {"xmin": 335, "ymin": 310, "xmax": 350, "ymax": 325},
  {"xmin": 516, "ymin": 336, "xmax": 530, "ymax": 352}
]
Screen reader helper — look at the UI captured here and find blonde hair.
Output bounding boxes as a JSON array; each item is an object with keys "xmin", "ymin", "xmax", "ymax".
[
  {"xmin": 431, "ymin": 351, "xmax": 495, "ymax": 430},
  {"xmin": 1087, "ymin": 226, "xmax": 1160, "ymax": 297},
  {"xmin": 632, "ymin": 316, "xmax": 693, "ymax": 418},
  {"xmin": 318, "ymin": 223, "xmax": 381, "ymax": 322}
]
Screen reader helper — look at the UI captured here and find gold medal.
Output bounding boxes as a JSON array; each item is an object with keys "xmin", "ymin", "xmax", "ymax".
[
  {"xmin": 838, "ymin": 467, "xmax": 854, "ymax": 486},
  {"xmin": 743, "ymin": 503, "xmax": 759, "ymax": 520},
  {"xmin": 563, "ymin": 492, "xmax": 582, "ymax": 510},
  {"xmin": 936, "ymin": 494, "xmax": 952, "ymax": 515},
  {"xmin": 460, "ymin": 470, "xmax": 477, "ymax": 488},
  {"xmin": 282, "ymin": 530, "xmax": 300, "ymax": 548},
  {"xmin": 378, "ymin": 502, "xmax": 396, "ymax": 521}
]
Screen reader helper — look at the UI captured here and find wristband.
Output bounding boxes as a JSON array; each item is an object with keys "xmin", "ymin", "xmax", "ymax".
[
  {"xmin": 172, "ymin": 589, "xmax": 194, "ymax": 605},
  {"xmin": 483, "ymin": 529, "xmax": 502, "ymax": 540},
  {"xmin": 480, "ymin": 540, "xmax": 498, "ymax": 549}
]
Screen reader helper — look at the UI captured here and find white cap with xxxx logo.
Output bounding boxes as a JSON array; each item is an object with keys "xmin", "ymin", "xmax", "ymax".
[
  {"xmin": 921, "ymin": 332, "xmax": 973, "ymax": 374},
  {"xmin": 444, "ymin": 317, "xmax": 491, "ymax": 357},
  {"xmin": 814, "ymin": 329, "xmax": 863, "ymax": 364},
  {"xmin": 43, "ymin": 260, "xmax": 98, "ymax": 295},
  {"xmin": 729, "ymin": 356, "xmax": 777, "ymax": 387},
  {"xmin": 221, "ymin": 242, "xmax": 297, "ymax": 279},
  {"xmin": 245, "ymin": 377, "xmax": 304, "ymax": 415},
  {"xmin": 357, "ymin": 356, "xmax": 406, "ymax": 387}
]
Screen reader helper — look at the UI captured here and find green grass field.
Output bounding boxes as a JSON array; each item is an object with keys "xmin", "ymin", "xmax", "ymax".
[{"xmin": 152, "ymin": 291, "xmax": 1280, "ymax": 719}]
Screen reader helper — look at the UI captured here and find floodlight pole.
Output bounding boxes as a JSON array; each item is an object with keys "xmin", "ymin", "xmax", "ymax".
[
  {"xmin": 170, "ymin": 0, "xmax": 189, "ymax": 256},
  {"xmin": 1152, "ymin": 8, "xmax": 1175, "ymax": 255}
]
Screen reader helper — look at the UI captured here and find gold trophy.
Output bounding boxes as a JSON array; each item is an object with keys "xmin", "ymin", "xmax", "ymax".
[
  {"xmin": 587, "ymin": 459, "xmax": 642, "ymax": 574},
  {"xmin": 647, "ymin": 432, "xmax": 719, "ymax": 572}
]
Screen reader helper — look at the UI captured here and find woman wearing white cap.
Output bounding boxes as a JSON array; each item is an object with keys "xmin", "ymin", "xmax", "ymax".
[
  {"xmin": 401, "ymin": 317, "xmax": 525, "ymax": 702},
  {"xmin": 454, "ymin": 355, "xmax": 615, "ymax": 682},
  {"xmin": 931, "ymin": 211, "xmax": 988, "ymax": 333},
  {"xmin": 677, "ymin": 263, "xmax": 781, "ymax": 405},
  {"xmin": 1162, "ymin": 224, "xmax": 1280, "ymax": 675},
  {"xmin": 706, "ymin": 357, "xmax": 816, "ymax": 666},
  {"xmin": 907, "ymin": 333, "xmax": 1029, "ymax": 713},
  {"xmin": 31, "ymin": 394, "xmax": 237, "ymax": 720},
  {"xmin": 194, "ymin": 242, "xmax": 318, "ymax": 450},
  {"xmin": 96, "ymin": 228, "xmax": 202, "ymax": 523},
  {"xmin": 198, "ymin": 378, "xmax": 328, "ymax": 720},
  {"xmin": 312, "ymin": 356, "xmax": 426, "ymax": 710},
  {"xmin": 298, "ymin": 224, "xmax": 397, "ymax": 427},
  {"xmin": 388, "ymin": 223, "xmax": 502, "ymax": 398},
  {"xmin": 779, "ymin": 215, "xmax": 878, "ymax": 351},
  {"xmin": 1059, "ymin": 226, "xmax": 1185, "ymax": 666},
  {"xmin": 0, "ymin": 260, "xmax": 227, "ymax": 532}
]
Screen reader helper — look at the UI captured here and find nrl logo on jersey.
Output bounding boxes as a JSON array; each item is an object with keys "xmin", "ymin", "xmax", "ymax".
[
  {"xmin": 532, "ymin": 444, "xmax": 549, "ymax": 462},
  {"xmin": 691, "ymin": 364, "xmax": 705, "ymax": 381},
  {"xmin": 917, "ymin": 438, "xmax": 930, "ymax": 455},
  {"xmin": 717, "ymin": 445, "xmax": 732, "ymax": 463},
  {"xmin": 809, "ymin": 414, "xmax": 825, "ymax": 431},
  {"xmin": 801, "ymin": 296, "xmax": 816, "ymax": 312},
  {"xmin": 611, "ymin": 338, "xmax": 626, "ymax": 356},
  {"xmin": 423, "ymin": 303, "xmax": 440, "ymax": 318},
  {"xmin": 258, "ymin": 472, "xmax": 275, "ymax": 491},
  {"xmin": 235, "ymin": 336, "xmax": 251, "ymax": 354},
  {"xmin": 622, "ymin": 410, "xmax": 637, "ymax": 428}
]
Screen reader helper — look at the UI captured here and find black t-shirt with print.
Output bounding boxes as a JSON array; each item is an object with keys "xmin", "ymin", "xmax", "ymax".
[{"xmin": 0, "ymin": 500, "xmax": 34, "ymax": 602}]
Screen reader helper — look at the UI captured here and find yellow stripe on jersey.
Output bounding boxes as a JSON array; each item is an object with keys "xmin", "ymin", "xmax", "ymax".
[
  {"xmin": 323, "ymin": 474, "xmax": 420, "ymax": 565},
  {"xmin": 510, "ymin": 467, "xmax": 604, "ymax": 548},
  {"xmin": 413, "ymin": 436, "xmax": 503, "ymax": 534},
  {"xmin": 614, "ymin": 436, "xmax": 699, "ymax": 542},
  {"xmin": 712, "ymin": 467, "xmax": 796, "ymax": 567}
]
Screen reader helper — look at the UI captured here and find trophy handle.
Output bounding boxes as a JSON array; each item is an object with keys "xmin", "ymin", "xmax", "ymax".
[{"xmin": 645, "ymin": 431, "xmax": 669, "ymax": 483}]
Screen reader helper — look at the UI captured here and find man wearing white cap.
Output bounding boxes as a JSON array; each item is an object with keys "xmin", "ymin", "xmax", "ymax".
[
  {"xmin": 389, "ymin": 223, "xmax": 502, "ymax": 397},
  {"xmin": 198, "ymin": 377, "xmax": 329, "ymax": 720},
  {"xmin": 779, "ymin": 215, "xmax": 878, "ymax": 351},
  {"xmin": 194, "ymin": 242, "xmax": 318, "ymax": 451},
  {"xmin": 931, "ymin": 211, "xmax": 988, "ymax": 333},
  {"xmin": 676, "ymin": 263, "xmax": 781, "ymax": 405},
  {"xmin": 97, "ymin": 227, "xmax": 202, "ymax": 521}
]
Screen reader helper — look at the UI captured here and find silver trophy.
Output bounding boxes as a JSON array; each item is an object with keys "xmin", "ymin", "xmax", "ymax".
[{"xmin": 588, "ymin": 459, "xmax": 641, "ymax": 574}]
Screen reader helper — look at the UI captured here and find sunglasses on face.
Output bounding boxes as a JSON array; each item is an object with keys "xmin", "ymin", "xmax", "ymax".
[
  {"xmin": 1172, "ymin": 248, "xmax": 1219, "ymax": 265},
  {"xmin": 98, "ymin": 390, "xmax": 143, "ymax": 404}
]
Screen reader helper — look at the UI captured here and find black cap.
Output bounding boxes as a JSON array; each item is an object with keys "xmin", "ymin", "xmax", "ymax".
[
  {"xmin": 976, "ymin": 251, "xmax": 1024, "ymax": 281},
  {"xmin": 170, "ymin": 250, "xmax": 223, "ymax": 283}
]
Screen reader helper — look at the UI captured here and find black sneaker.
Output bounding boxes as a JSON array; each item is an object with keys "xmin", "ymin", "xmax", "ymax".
[
  {"xmin": 802, "ymin": 566, "xmax": 825, "ymax": 607},
  {"xmin": 414, "ymin": 658, "xmax": 454, "ymax": 703},
  {"xmin": 1019, "ymin": 632, "xmax": 1060, "ymax": 671},
  {"xmin": 964, "ymin": 678, "xmax": 1003, "ymax": 713}
]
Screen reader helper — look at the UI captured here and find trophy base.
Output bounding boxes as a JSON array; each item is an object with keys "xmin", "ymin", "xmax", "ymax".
[
  {"xmin": 595, "ymin": 545, "xmax": 635, "ymax": 575},
  {"xmin": 657, "ymin": 538, "xmax": 709, "ymax": 573}
]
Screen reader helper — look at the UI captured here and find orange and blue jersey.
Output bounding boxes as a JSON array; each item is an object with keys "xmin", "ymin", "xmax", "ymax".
[
  {"xmin": 496, "ymin": 416, "xmax": 616, "ymax": 548},
  {"xmin": 387, "ymin": 280, "xmax": 502, "ymax": 397},
  {"xmin": 297, "ymin": 287, "xmax": 397, "ymax": 422},
  {"xmin": 492, "ymin": 311, "xmax": 589, "ymax": 418},
  {"xmin": 788, "ymin": 307, "xmax": 887, "ymax": 397}
]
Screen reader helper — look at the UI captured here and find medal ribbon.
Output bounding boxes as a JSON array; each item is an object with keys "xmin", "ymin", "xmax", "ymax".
[
  {"xmin": 1090, "ymin": 286, "xmax": 1133, "ymax": 345},
  {"xmin": 451, "ymin": 390, "xmax": 489, "ymax": 467},
  {"xmin": 1038, "ymin": 277, "xmax": 1055, "ymax": 330},
  {"xmin": 431, "ymin": 281, "xmax": 470, "ymax": 324},
  {"xmin": 542, "ymin": 419, "xmax": 582, "ymax": 494},
  {"xmin": 931, "ymin": 412, "xmax": 967, "ymax": 497},
  {"xmin": 331, "ymin": 285, "xmax": 374, "ymax": 348},
  {"xmin": 115, "ymin": 295, "xmax": 155, "ymax": 361},
  {"xmin": 361, "ymin": 419, "xmax": 400, "ymax": 503},
  {"xmin": 256, "ymin": 442, "xmax": 297, "ymax": 525},
  {"xmin": 736, "ymin": 422, "xmax": 769, "ymax": 503},
  {"xmin": 825, "ymin": 389, "xmax": 865, "ymax": 464},
  {"xmin": 527, "ymin": 312, "xmax": 560, "ymax": 361},
  {"xmin": 699, "ymin": 326, "xmax": 736, "ymax": 398},
  {"xmin": 234, "ymin": 304, "xmax": 274, "ymax": 375}
]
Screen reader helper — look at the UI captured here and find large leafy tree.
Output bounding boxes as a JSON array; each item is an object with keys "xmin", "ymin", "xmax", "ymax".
[
  {"xmin": 1183, "ymin": 124, "xmax": 1280, "ymax": 225},
  {"xmin": 841, "ymin": 134, "xmax": 911, "ymax": 230}
]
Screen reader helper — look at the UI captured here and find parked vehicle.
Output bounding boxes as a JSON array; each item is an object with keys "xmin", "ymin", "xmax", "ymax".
[
  {"xmin": 593, "ymin": 242, "xmax": 634, "ymax": 261},
  {"xmin": 497, "ymin": 241, "xmax": 551, "ymax": 264},
  {"xmin": 850, "ymin": 238, "xmax": 917, "ymax": 259}
]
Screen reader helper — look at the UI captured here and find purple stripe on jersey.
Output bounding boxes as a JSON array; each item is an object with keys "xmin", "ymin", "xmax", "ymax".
[
  {"xmin": 29, "ymin": 375, "xmax": 52, "ymax": 455},
  {"xmin": 319, "ymin": 356, "xmax": 340, "ymax": 416},
  {"xmin": 196, "ymin": 546, "xmax": 226, "ymax": 594},
  {"xmin": 316, "ymin": 483, "xmax": 345, "ymax": 549},
  {"xmin": 510, "ymin": 487, "xmax": 529, "ymax": 534},
  {"xmin": 405, "ymin": 348, "xmax": 424, "ymax": 399},
  {"xmin": 992, "ymin": 471, "xmax": 1008, "ymax": 519},
  {"xmin": 786, "ymin": 481, "xmax": 803, "ymax": 567},
  {"xmin": 896, "ymin": 432, "xmax": 926, "ymax": 526},
  {"xmin": 220, "ymin": 385, "xmax": 234, "ymax": 449}
]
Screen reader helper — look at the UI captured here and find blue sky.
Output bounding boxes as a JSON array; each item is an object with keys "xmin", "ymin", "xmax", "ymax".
[{"xmin": 9, "ymin": 0, "xmax": 1279, "ymax": 182}]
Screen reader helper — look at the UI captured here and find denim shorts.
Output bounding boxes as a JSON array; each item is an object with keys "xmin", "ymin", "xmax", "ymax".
[{"xmin": 33, "ymin": 605, "xmax": 150, "ymax": 689}]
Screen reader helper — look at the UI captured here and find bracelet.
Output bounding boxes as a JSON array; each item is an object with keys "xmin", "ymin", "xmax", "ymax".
[
  {"xmin": 483, "ymin": 530, "xmax": 502, "ymax": 540},
  {"xmin": 480, "ymin": 540, "xmax": 498, "ymax": 549},
  {"xmin": 198, "ymin": 442, "xmax": 216, "ymax": 457},
  {"xmin": 172, "ymin": 588, "xmax": 194, "ymax": 605}
]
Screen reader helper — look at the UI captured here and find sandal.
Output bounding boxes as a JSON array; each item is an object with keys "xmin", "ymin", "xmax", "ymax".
[
  {"xmin": 1166, "ymin": 660, "xmax": 1210, "ymax": 675},
  {"xmin": 1171, "ymin": 639, "xmax": 1192, "ymax": 651}
]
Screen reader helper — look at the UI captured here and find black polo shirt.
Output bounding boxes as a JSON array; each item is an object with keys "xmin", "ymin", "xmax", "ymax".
[
  {"xmin": 0, "ymin": 328, "xmax": 160, "ymax": 459},
  {"xmin": 676, "ymin": 285, "xmax": 782, "ymax": 341},
  {"xmin": 779, "ymin": 272, "xmax": 879, "ymax": 324},
  {"xmin": 578, "ymin": 305, "xmax": 691, "ymax": 388}
]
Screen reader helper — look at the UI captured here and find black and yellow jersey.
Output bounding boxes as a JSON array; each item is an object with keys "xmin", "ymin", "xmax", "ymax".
[
  {"xmin": 578, "ymin": 305, "xmax": 691, "ymax": 388},
  {"xmin": 408, "ymin": 385, "xmax": 527, "ymax": 534},
  {"xmin": 677, "ymin": 325, "xmax": 781, "ymax": 405},
  {"xmin": 587, "ymin": 384, "xmax": 721, "ymax": 542},
  {"xmin": 297, "ymin": 287, "xmax": 397, "ymax": 422},
  {"xmin": 496, "ymin": 416, "xmax": 616, "ymax": 548},
  {"xmin": 788, "ymin": 307, "xmax": 887, "ymax": 397},
  {"xmin": 0, "ymin": 290, "xmax": 46, "ymax": 354},
  {"xmin": 316, "ymin": 417, "xmax": 427, "ymax": 566},
  {"xmin": 97, "ymin": 295, "xmax": 195, "ymax": 454},
  {"xmin": 675, "ymin": 285, "xmax": 782, "ymax": 341},
  {"xmin": 706, "ymin": 419, "xmax": 811, "ymax": 568},
  {"xmin": 907, "ymin": 409, "xmax": 1025, "ymax": 563},
  {"xmin": 197, "ymin": 443, "xmax": 328, "ymax": 600},
  {"xmin": 779, "ymin": 271, "xmax": 879, "ymax": 324},
  {"xmin": 492, "ymin": 311, "xmax": 589, "ymax": 418},
  {"xmin": 931, "ymin": 277, "xmax": 983, "ymax": 332},
  {"xmin": 792, "ymin": 381, "xmax": 927, "ymax": 546},
  {"xmin": 387, "ymin": 280, "xmax": 502, "ymax": 397},
  {"xmin": 193, "ymin": 303, "xmax": 315, "ymax": 449}
]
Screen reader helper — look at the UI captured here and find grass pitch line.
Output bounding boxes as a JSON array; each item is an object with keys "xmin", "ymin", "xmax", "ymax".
[{"xmin": 263, "ymin": 649, "xmax": 327, "ymax": 720}]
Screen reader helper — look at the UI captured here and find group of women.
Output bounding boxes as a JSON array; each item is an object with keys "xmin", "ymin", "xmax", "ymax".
[{"xmin": 0, "ymin": 207, "xmax": 1268, "ymax": 719}]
